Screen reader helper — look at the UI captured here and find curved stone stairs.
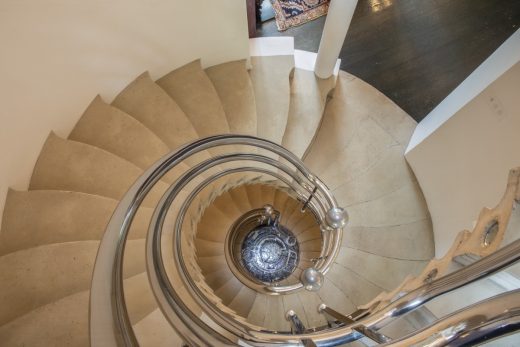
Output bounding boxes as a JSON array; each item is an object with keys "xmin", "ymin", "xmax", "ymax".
[
  {"xmin": 0, "ymin": 52, "xmax": 434, "ymax": 346},
  {"xmin": 195, "ymin": 184, "xmax": 325, "ymax": 331}
]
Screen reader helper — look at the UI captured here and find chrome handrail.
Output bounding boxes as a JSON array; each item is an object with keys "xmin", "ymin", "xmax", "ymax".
[
  {"xmin": 243, "ymin": 237, "xmax": 520, "ymax": 346},
  {"xmin": 148, "ymin": 155, "xmax": 335, "ymax": 342},
  {"xmin": 384, "ymin": 289, "xmax": 520, "ymax": 346},
  {"xmin": 166, "ymin": 237, "xmax": 520, "ymax": 346},
  {"xmin": 205, "ymin": 237, "xmax": 520, "ymax": 346},
  {"xmin": 90, "ymin": 133, "xmax": 520, "ymax": 347},
  {"xmin": 90, "ymin": 135, "xmax": 343, "ymax": 346}
]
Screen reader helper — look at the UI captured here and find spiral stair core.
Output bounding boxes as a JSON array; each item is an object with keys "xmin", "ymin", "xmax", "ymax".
[{"xmin": 0, "ymin": 42, "xmax": 437, "ymax": 346}]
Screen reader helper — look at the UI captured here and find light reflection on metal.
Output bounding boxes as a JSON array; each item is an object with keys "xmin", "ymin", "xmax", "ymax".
[
  {"xmin": 325, "ymin": 207, "xmax": 348, "ymax": 229},
  {"xmin": 319, "ymin": 304, "xmax": 356, "ymax": 325},
  {"xmin": 301, "ymin": 267, "xmax": 324, "ymax": 292},
  {"xmin": 91, "ymin": 134, "xmax": 345, "ymax": 346},
  {"xmin": 383, "ymin": 289, "xmax": 520, "ymax": 346}
]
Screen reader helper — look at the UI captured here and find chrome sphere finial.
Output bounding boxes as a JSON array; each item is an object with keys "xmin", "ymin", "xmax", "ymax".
[
  {"xmin": 263, "ymin": 204, "xmax": 274, "ymax": 215},
  {"xmin": 301, "ymin": 267, "xmax": 323, "ymax": 292},
  {"xmin": 325, "ymin": 207, "xmax": 348, "ymax": 229}
]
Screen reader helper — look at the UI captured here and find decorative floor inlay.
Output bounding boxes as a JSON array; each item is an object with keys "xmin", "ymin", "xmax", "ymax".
[{"xmin": 241, "ymin": 225, "xmax": 299, "ymax": 283}]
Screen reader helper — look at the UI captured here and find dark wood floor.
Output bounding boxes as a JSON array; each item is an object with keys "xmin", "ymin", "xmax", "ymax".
[{"xmin": 257, "ymin": 0, "xmax": 520, "ymax": 122}]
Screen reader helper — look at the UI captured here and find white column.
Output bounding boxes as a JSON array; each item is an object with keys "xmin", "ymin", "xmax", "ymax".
[{"xmin": 314, "ymin": 0, "xmax": 358, "ymax": 79}]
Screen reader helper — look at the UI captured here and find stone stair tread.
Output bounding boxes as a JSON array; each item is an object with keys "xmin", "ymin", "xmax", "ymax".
[
  {"xmin": 304, "ymin": 76, "xmax": 369, "ymax": 172},
  {"xmin": 292, "ymin": 214, "xmax": 319, "ymax": 236},
  {"xmin": 280, "ymin": 197, "xmax": 300, "ymax": 225},
  {"xmin": 69, "ymin": 95, "xmax": 170, "ymax": 171},
  {"xmin": 228, "ymin": 285, "xmax": 257, "ymax": 318},
  {"xmin": 264, "ymin": 295, "xmax": 290, "ymax": 331},
  {"xmin": 280, "ymin": 271, "xmax": 302, "ymax": 287},
  {"xmin": 320, "ymin": 277, "xmax": 356, "ymax": 315},
  {"xmin": 125, "ymin": 272, "xmax": 158, "ymax": 325},
  {"xmin": 249, "ymin": 55, "xmax": 294, "ymax": 144},
  {"xmin": 285, "ymin": 203, "xmax": 308, "ymax": 230},
  {"xmin": 196, "ymin": 205, "xmax": 233, "ymax": 243},
  {"xmin": 335, "ymin": 247, "xmax": 428, "ymax": 291},
  {"xmin": 29, "ymin": 133, "xmax": 169, "ymax": 208},
  {"xmin": 245, "ymin": 183, "xmax": 264, "ymax": 209},
  {"xmin": 344, "ymin": 220, "xmax": 434, "ymax": 261},
  {"xmin": 345, "ymin": 182, "xmax": 430, "ymax": 228},
  {"xmin": 214, "ymin": 276, "xmax": 243, "ymax": 305},
  {"xmin": 0, "ymin": 190, "xmax": 151, "ymax": 256},
  {"xmin": 330, "ymin": 145, "xmax": 415, "ymax": 206},
  {"xmin": 205, "ymin": 60, "xmax": 257, "ymax": 136},
  {"xmin": 0, "ymin": 290, "xmax": 90, "ymax": 347},
  {"xmin": 273, "ymin": 189, "xmax": 290, "ymax": 214},
  {"xmin": 247, "ymin": 294, "xmax": 267, "ymax": 326},
  {"xmin": 197, "ymin": 255, "xmax": 228, "ymax": 274},
  {"xmin": 260, "ymin": 184, "xmax": 277, "ymax": 205},
  {"xmin": 337, "ymin": 71, "xmax": 417, "ymax": 146},
  {"xmin": 296, "ymin": 227, "xmax": 322, "ymax": 244},
  {"xmin": 133, "ymin": 308, "xmax": 183, "ymax": 347},
  {"xmin": 203, "ymin": 267, "xmax": 234, "ymax": 290},
  {"xmin": 210, "ymin": 190, "xmax": 244, "ymax": 221},
  {"xmin": 300, "ymin": 239, "xmax": 322, "ymax": 252},
  {"xmin": 0, "ymin": 239, "xmax": 144, "ymax": 326},
  {"xmin": 297, "ymin": 290, "xmax": 328, "ymax": 328},
  {"xmin": 228, "ymin": 185, "xmax": 253, "ymax": 212},
  {"xmin": 157, "ymin": 59, "xmax": 230, "ymax": 139},
  {"xmin": 194, "ymin": 238, "xmax": 225, "ymax": 258},
  {"xmin": 282, "ymin": 68, "xmax": 335, "ymax": 158},
  {"xmin": 111, "ymin": 71, "xmax": 200, "ymax": 153},
  {"xmin": 327, "ymin": 262, "xmax": 385, "ymax": 307}
]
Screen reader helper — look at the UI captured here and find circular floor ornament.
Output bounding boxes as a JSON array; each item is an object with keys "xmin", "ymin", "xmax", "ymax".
[{"xmin": 241, "ymin": 225, "xmax": 299, "ymax": 283}]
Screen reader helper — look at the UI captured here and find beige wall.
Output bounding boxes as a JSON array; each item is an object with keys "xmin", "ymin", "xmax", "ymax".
[
  {"xmin": 406, "ymin": 61, "xmax": 520, "ymax": 257},
  {"xmin": 0, "ymin": 0, "xmax": 250, "ymax": 224}
]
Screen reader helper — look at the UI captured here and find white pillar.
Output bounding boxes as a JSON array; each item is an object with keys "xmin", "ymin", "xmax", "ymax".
[{"xmin": 314, "ymin": 0, "xmax": 358, "ymax": 79}]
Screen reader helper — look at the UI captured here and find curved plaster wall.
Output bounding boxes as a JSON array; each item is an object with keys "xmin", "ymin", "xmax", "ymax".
[
  {"xmin": 0, "ymin": 0, "xmax": 250, "ymax": 224},
  {"xmin": 406, "ymin": 30, "xmax": 520, "ymax": 257}
]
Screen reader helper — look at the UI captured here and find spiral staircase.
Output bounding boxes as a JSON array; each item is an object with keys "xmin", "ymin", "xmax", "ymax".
[{"xmin": 1, "ymin": 45, "xmax": 519, "ymax": 347}]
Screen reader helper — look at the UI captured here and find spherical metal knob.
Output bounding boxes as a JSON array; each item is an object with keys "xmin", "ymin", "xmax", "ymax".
[
  {"xmin": 300, "ymin": 267, "xmax": 323, "ymax": 292},
  {"xmin": 318, "ymin": 303, "xmax": 327, "ymax": 313},
  {"xmin": 325, "ymin": 207, "xmax": 348, "ymax": 229},
  {"xmin": 285, "ymin": 309, "xmax": 296, "ymax": 320},
  {"xmin": 263, "ymin": 204, "xmax": 274, "ymax": 215}
]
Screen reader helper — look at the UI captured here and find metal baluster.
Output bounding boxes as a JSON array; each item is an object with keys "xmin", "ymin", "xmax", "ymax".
[
  {"xmin": 318, "ymin": 304, "xmax": 391, "ymax": 344},
  {"xmin": 318, "ymin": 304, "xmax": 355, "ymax": 325},
  {"xmin": 286, "ymin": 310, "xmax": 317, "ymax": 347}
]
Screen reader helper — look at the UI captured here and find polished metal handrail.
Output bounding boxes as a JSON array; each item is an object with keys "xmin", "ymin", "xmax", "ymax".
[
  {"xmin": 90, "ymin": 135, "xmax": 344, "ymax": 346},
  {"xmin": 170, "ymin": 154, "xmax": 327, "ymax": 287},
  {"xmin": 148, "ymin": 154, "xmax": 338, "ymax": 342},
  {"xmin": 90, "ymin": 134, "xmax": 520, "ymax": 347},
  {"xmin": 248, "ymin": 237, "xmax": 520, "ymax": 346},
  {"xmin": 384, "ymin": 289, "xmax": 520, "ymax": 346},
  {"xmin": 161, "ymin": 236, "xmax": 520, "ymax": 346}
]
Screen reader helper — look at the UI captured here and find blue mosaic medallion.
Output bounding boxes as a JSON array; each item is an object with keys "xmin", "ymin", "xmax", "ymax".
[{"xmin": 241, "ymin": 225, "xmax": 299, "ymax": 283}]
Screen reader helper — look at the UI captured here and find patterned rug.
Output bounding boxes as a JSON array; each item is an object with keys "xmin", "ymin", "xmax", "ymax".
[{"xmin": 270, "ymin": 0, "xmax": 330, "ymax": 31}]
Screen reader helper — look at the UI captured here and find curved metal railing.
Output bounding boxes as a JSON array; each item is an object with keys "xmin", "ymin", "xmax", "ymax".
[
  {"xmin": 383, "ymin": 289, "xmax": 520, "ymax": 346},
  {"xmin": 89, "ymin": 134, "xmax": 520, "ymax": 347},
  {"xmin": 89, "ymin": 135, "xmax": 346, "ymax": 346}
]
